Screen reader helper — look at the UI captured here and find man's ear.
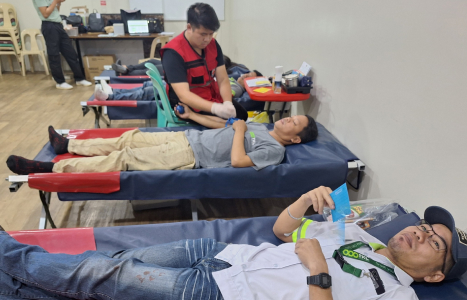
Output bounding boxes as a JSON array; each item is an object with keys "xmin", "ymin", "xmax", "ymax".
[
  {"xmin": 291, "ymin": 136, "xmax": 301, "ymax": 144},
  {"xmin": 424, "ymin": 271, "xmax": 445, "ymax": 283},
  {"xmin": 187, "ymin": 23, "xmax": 192, "ymax": 31}
]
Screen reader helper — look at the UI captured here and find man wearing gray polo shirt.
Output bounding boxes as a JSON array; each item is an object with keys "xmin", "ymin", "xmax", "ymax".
[
  {"xmin": 32, "ymin": 0, "xmax": 92, "ymax": 89},
  {"xmin": 6, "ymin": 104, "xmax": 318, "ymax": 174}
]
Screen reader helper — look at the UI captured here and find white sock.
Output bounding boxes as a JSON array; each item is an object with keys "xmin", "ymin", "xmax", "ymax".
[{"xmin": 94, "ymin": 87, "xmax": 109, "ymax": 100}]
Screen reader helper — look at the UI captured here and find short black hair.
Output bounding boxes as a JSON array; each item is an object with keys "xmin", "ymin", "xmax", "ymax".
[
  {"xmin": 253, "ymin": 70, "xmax": 263, "ymax": 77},
  {"xmin": 298, "ymin": 115, "xmax": 318, "ymax": 144},
  {"xmin": 187, "ymin": 3, "xmax": 220, "ymax": 32}
]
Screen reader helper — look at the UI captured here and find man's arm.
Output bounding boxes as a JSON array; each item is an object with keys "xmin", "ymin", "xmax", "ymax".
[
  {"xmin": 216, "ymin": 64, "xmax": 232, "ymax": 103},
  {"xmin": 37, "ymin": 0, "xmax": 63, "ymax": 18},
  {"xmin": 273, "ymin": 186, "xmax": 335, "ymax": 242},
  {"xmin": 175, "ymin": 103, "xmax": 225, "ymax": 129},
  {"xmin": 295, "ymin": 239, "xmax": 333, "ymax": 300},
  {"xmin": 230, "ymin": 120, "xmax": 254, "ymax": 168},
  {"xmin": 171, "ymin": 82, "xmax": 215, "ymax": 112}
]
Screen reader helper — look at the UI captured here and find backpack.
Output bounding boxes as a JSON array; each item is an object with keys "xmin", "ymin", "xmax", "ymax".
[
  {"xmin": 88, "ymin": 10, "xmax": 105, "ymax": 32},
  {"xmin": 66, "ymin": 15, "xmax": 83, "ymax": 27}
]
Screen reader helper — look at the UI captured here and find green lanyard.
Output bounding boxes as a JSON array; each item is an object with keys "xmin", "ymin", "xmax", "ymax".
[{"xmin": 332, "ymin": 241, "xmax": 396, "ymax": 278}]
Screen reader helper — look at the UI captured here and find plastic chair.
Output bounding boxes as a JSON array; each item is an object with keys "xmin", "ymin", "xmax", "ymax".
[
  {"xmin": 137, "ymin": 36, "xmax": 170, "ymax": 64},
  {"xmin": 0, "ymin": 3, "xmax": 22, "ymax": 74},
  {"xmin": 20, "ymin": 29, "xmax": 49, "ymax": 76},
  {"xmin": 146, "ymin": 67, "xmax": 191, "ymax": 127}
]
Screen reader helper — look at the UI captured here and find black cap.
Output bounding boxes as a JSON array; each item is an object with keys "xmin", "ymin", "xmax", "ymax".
[{"xmin": 424, "ymin": 206, "xmax": 467, "ymax": 280}]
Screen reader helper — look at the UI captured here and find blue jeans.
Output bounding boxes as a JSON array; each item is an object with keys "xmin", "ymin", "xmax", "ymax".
[
  {"xmin": 109, "ymin": 81, "xmax": 157, "ymax": 101},
  {"xmin": 0, "ymin": 233, "xmax": 229, "ymax": 300}
]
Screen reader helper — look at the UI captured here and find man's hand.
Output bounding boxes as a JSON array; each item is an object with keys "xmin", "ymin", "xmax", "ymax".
[
  {"xmin": 232, "ymin": 120, "xmax": 247, "ymax": 133},
  {"xmin": 301, "ymin": 186, "xmax": 335, "ymax": 215},
  {"xmin": 211, "ymin": 102, "xmax": 236, "ymax": 119},
  {"xmin": 295, "ymin": 238, "xmax": 329, "ymax": 273},
  {"xmin": 174, "ymin": 103, "xmax": 191, "ymax": 119}
]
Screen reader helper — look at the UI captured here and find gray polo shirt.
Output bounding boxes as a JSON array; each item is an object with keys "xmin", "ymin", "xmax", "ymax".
[
  {"xmin": 33, "ymin": 0, "xmax": 62, "ymax": 23},
  {"xmin": 185, "ymin": 123, "xmax": 285, "ymax": 171}
]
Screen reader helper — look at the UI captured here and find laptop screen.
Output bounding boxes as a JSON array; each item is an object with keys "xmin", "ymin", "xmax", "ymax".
[{"xmin": 127, "ymin": 20, "xmax": 149, "ymax": 34}]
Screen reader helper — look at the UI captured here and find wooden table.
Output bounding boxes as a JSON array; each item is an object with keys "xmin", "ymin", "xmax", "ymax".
[
  {"xmin": 244, "ymin": 77, "xmax": 310, "ymax": 122},
  {"xmin": 69, "ymin": 33, "xmax": 167, "ymax": 75}
]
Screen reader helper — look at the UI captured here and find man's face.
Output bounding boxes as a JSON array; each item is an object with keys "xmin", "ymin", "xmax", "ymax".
[
  {"xmin": 186, "ymin": 24, "xmax": 214, "ymax": 50},
  {"xmin": 237, "ymin": 71, "xmax": 258, "ymax": 88},
  {"xmin": 387, "ymin": 224, "xmax": 452, "ymax": 280},
  {"xmin": 273, "ymin": 115, "xmax": 308, "ymax": 144}
]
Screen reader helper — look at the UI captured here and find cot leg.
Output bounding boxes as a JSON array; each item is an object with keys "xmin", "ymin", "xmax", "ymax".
[
  {"xmin": 265, "ymin": 102, "xmax": 274, "ymax": 123},
  {"xmin": 38, "ymin": 191, "xmax": 56, "ymax": 229}
]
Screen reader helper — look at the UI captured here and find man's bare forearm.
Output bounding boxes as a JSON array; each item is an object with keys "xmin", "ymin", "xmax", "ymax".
[
  {"xmin": 188, "ymin": 113, "xmax": 225, "ymax": 129},
  {"xmin": 230, "ymin": 130, "xmax": 253, "ymax": 167}
]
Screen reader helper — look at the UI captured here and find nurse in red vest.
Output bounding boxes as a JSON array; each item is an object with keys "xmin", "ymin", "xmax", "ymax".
[{"xmin": 160, "ymin": 3, "xmax": 248, "ymax": 121}]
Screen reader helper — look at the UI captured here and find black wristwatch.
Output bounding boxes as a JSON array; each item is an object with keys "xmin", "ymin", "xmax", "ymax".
[{"xmin": 307, "ymin": 273, "xmax": 332, "ymax": 289}]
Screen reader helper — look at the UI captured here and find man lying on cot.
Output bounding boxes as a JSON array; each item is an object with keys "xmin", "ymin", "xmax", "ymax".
[
  {"xmin": 93, "ymin": 68, "xmax": 262, "ymax": 102},
  {"xmin": 0, "ymin": 186, "xmax": 465, "ymax": 300},
  {"xmin": 6, "ymin": 111, "xmax": 318, "ymax": 174}
]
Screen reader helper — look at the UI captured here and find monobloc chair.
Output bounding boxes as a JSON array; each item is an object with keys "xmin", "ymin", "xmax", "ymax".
[
  {"xmin": 146, "ymin": 67, "xmax": 191, "ymax": 127},
  {"xmin": 20, "ymin": 29, "xmax": 49, "ymax": 76},
  {"xmin": 138, "ymin": 36, "xmax": 170, "ymax": 64},
  {"xmin": 0, "ymin": 3, "xmax": 22, "ymax": 75}
]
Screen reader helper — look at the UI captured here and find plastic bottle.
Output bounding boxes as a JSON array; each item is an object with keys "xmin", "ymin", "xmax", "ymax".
[{"xmin": 273, "ymin": 66, "xmax": 283, "ymax": 94}]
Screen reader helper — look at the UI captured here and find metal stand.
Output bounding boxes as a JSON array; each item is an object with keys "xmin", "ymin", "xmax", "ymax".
[
  {"xmin": 347, "ymin": 160, "xmax": 365, "ymax": 189},
  {"xmin": 82, "ymin": 104, "xmax": 111, "ymax": 128},
  {"xmin": 38, "ymin": 191, "xmax": 56, "ymax": 229}
]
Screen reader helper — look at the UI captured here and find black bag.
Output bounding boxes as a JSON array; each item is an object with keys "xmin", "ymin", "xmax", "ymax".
[
  {"xmin": 66, "ymin": 15, "xmax": 83, "ymax": 27},
  {"xmin": 88, "ymin": 10, "xmax": 105, "ymax": 32},
  {"xmin": 148, "ymin": 18, "xmax": 163, "ymax": 33},
  {"xmin": 120, "ymin": 9, "xmax": 141, "ymax": 33}
]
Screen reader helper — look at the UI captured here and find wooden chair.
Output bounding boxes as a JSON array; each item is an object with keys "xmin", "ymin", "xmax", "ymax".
[{"xmin": 20, "ymin": 29, "xmax": 49, "ymax": 76}]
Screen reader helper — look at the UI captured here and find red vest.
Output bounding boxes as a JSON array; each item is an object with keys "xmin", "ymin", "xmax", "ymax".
[{"xmin": 160, "ymin": 32, "xmax": 222, "ymax": 104}]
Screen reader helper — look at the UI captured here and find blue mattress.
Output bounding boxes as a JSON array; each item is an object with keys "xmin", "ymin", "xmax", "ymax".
[
  {"xmin": 92, "ymin": 209, "xmax": 467, "ymax": 299},
  {"xmin": 33, "ymin": 122, "xmax": 358, "ymax": 201}
]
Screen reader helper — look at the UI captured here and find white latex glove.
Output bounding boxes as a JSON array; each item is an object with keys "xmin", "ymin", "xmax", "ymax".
[
  {"xmin": 223, "ymin": 101, "xmax": 237, "ymax": 117},
  {"xmin": 211, "ymin": 102, "xmax": 236, "ymax": 119}
]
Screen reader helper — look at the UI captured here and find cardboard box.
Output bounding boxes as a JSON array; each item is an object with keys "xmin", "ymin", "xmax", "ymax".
[{"xmin": 83, "ymin": 55, "xmax": 116, "ymax": 81}]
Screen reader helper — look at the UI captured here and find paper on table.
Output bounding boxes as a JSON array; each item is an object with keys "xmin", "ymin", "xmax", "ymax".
[
  {"xmin": 246, "ymin": 77, "xmax": 272, "ymax": 87},
  {"xmin": 253, "ymin": 87, "xmax": 270, "ymax": 93}
]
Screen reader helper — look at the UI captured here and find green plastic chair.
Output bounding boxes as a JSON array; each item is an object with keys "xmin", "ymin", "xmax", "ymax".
[{"xmin": 146, "ymin": 67, "xmax": 190, "ymax": 127}]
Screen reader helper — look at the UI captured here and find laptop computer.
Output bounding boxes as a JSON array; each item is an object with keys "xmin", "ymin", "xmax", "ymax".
[{"xmin": 127, "ymin": 20, "xmax": 150, "ymax": 36}]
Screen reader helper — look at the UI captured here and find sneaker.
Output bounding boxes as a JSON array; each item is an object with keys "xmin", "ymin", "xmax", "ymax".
[
  {"xmin": 76, "ymin": 80, "xmax": 92, "ymax": 87},
  {"xmin": 56, "ymin": 82, "xmax": 73, "ymax": 90},
  {"xmin": 100, "ymin": 79, "xmax": 113, "ymax": 95}
]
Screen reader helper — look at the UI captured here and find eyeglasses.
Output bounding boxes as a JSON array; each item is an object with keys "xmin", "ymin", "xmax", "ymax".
[{"xmin": 415, "ymin": 219, "xmax": 448, "ymax": 274}]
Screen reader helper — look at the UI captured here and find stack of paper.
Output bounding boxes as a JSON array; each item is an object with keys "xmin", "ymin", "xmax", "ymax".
[{"xmin": 246, "ymin": 77, "xmax": 272, "ymax": 88}]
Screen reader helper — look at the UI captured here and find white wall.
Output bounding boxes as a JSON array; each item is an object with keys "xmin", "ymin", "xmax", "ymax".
[
  {"xmin": 225, "ymin": 0, "xmax": 467, "ymax": 229},
  {"xmin": 4, "ymin": 1, "xmax": 466, "ymax": 228}
]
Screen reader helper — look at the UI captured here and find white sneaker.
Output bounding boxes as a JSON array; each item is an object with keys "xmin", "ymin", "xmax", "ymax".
[
  {"xmin": 100, "ymin": 79, "xmax": 113, "ymax": 95},
  {"xmin": 76, "ymin": 80, "xmax": 92, "ymax": 87},
  {"xmin": 56, "ymin": 82, "xmax": 73, "ymax": 90}
]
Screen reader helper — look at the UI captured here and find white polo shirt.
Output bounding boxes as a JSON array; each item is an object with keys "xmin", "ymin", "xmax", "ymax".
[{"xmin": 213, "ymin": 222, "xmax": 419, "ymax": 300}]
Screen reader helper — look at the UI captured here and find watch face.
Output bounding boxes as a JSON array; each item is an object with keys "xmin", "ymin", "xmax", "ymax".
[{"xmin": 319, "ymin": 273, "xmax": 332, "ymax": 288}]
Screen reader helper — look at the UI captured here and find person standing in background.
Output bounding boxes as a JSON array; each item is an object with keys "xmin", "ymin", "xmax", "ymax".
[{"xmin": 32, "ymin": 0, "xmax": 92, "ymax": 89}]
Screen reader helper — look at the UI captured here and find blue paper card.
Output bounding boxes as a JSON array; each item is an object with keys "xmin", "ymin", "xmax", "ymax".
[
  {"xmin": 330, "ymin": 183, "xmax": 350, "ymax": 244},
  {"xmin": 330, "ymin": 183, "xmax": 351, "ymax": 222}
]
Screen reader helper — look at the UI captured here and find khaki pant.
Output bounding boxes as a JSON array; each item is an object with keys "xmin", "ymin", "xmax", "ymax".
[{"xmin": 53, "ymin": 129, "xmax": 195, "ymax": 173}]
